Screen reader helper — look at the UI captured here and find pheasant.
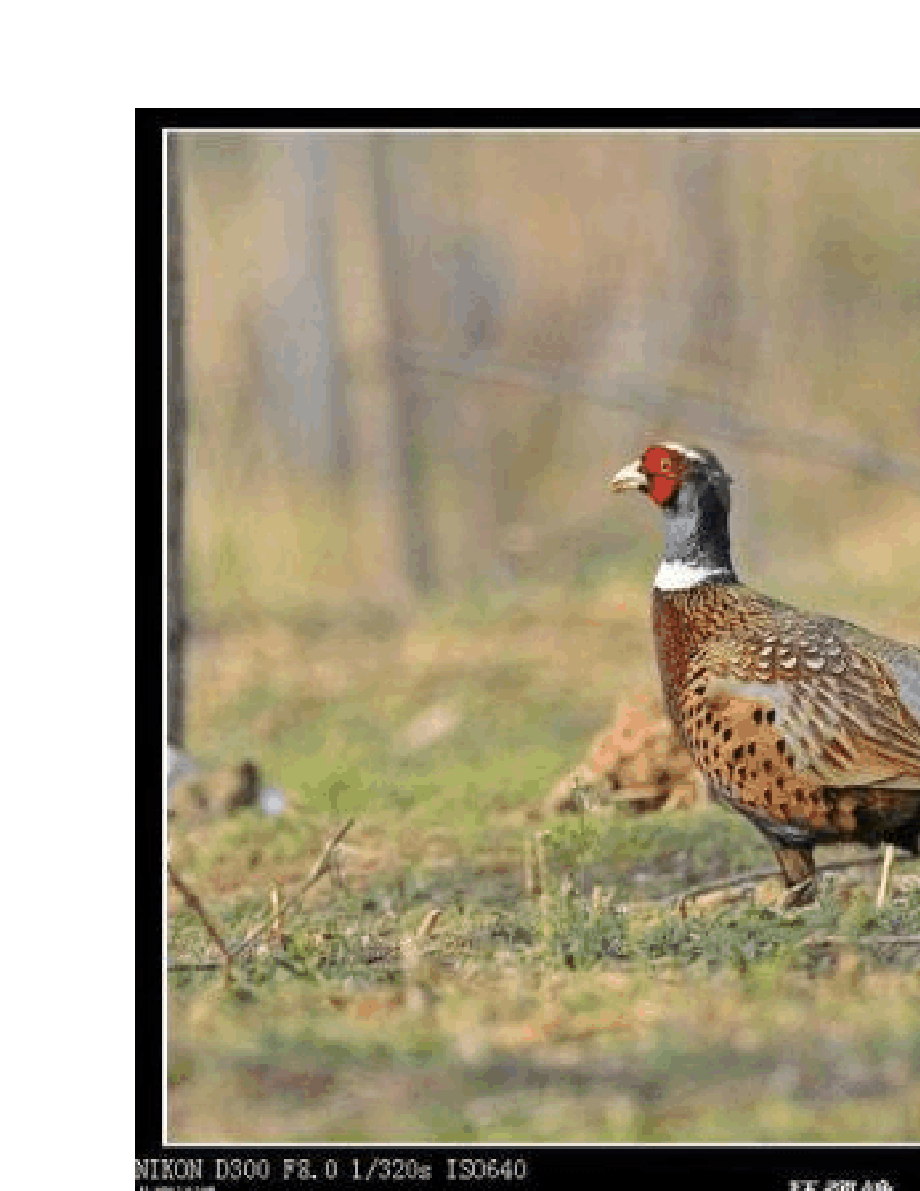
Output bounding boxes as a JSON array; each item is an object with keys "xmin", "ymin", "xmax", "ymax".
[{"xmin": 610, "ymin": 443, "xmax": 920, "ymax": 905}]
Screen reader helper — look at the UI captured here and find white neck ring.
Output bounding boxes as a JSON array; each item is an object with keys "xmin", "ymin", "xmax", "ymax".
[{"xmin": 654, "ymin": 559, "xmax": 734, "ymax": 591}]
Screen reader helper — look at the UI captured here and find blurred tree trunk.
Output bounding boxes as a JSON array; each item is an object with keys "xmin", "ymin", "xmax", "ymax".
[
  {"xmin": 370, "ymin": 135, "xmax": 437, "ymax": 594},
  {"xmin": 655, "ymin": 135, "xmax": 747, "ymax": 394},
  {"xmin": 447, "ymin": 142, "xmax": 503, "ymax": 584},
  {"xmin": 166, "ymin": 133, "xmax": 186, "ymax": 748},
  {"xmin": 676, "ymin": 137, "xmax": 743, "ymax": 374},
  {"xmin": 252, "ymin": 136, "xmax": 350, "ymax": 481},
  {"xmin": 320, "ymin": 144, "xmax": 352, "ymax": 495}
]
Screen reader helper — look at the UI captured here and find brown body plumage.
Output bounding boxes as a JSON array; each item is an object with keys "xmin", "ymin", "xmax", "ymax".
[{"xmin": 611, "ymin": 443, "xmax": 920, "ymax": 902}]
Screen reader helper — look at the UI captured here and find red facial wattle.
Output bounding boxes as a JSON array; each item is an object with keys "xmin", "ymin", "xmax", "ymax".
[{"xmin": 646, "ymin": 473, "xmax": 680, "ymax": 505}]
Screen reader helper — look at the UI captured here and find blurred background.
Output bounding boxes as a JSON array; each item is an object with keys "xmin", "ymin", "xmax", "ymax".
[
  {"xmin": 166, "ymin": 129, "xmax": 920, "ymax": 1143},
  {"xmin": 172, "ymin": 130, "xmax": 920, "ymax": 635}
]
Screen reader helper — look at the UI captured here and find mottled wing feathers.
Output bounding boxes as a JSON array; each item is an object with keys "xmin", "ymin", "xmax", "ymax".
[
  {"xmin": 680, "ymin": 595, "xmax": 920, "ymax": 794},
  {"xmin": 832, "ymin": 619, "xmax": 920, "ymax": 727}
]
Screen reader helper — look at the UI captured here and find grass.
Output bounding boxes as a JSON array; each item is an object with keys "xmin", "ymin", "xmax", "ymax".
[{"xmin": 167, "ymin": 583, "xmax": 920, "ymax": 1142}]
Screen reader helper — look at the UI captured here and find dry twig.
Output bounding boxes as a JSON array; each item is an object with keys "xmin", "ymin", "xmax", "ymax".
[
  {"xmin": 167, "ymin": 861, "xmax": 234, "ymax": 983},
  {"xmin": 876, "ymin": 843, "xmax": 895, "ymax": 909},
  {"xmin": 229, "ymin": 817, "xmax": 355, "ymax": 961}
]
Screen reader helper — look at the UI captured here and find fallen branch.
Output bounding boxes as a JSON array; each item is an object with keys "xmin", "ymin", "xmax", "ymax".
[
  {"xmin": 654, "ymin": 850, "xmax": 917, "ymax": 907},
  {"xmin": 167, "ymin": 960, "xmax": 224, "ymax": 972},
  {"xmin": 799, "ymin": 933, "xmax": 920, "ymax": 948}
]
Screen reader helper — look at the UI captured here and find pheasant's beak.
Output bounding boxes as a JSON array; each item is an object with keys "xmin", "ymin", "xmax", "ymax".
[{"xmin": 609, "ymin": 458, "xmax": 648, "ymax": 493}]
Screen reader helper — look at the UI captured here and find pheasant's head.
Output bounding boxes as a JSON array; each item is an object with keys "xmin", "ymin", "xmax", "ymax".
[
  {"xmin": 610, "ymin": 443, "xmax": 736, "ymax": 588},
  {"xmin": 609, "ymin": 443, "xmax": 731, "ymax": 511}
]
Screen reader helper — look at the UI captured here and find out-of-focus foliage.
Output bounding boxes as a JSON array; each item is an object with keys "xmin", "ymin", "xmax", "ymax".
[{"xmin": 181, "ymin": 131, "xmax": 920, "ymax": 627}]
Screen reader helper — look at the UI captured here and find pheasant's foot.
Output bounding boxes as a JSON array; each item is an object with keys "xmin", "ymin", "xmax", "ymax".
[
  {"xmin": 780, "ymin": 876, "xmax": 817, "ymax": 910},
  {"xmin": 771, "ymin": 845, "xmax": 817, "ymax": 910}
]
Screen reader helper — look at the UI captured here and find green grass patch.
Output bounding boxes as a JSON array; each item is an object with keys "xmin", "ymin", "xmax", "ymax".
[{"xmin": 169, "ymin": 596, "xmax": 920, "ymax": 1142}]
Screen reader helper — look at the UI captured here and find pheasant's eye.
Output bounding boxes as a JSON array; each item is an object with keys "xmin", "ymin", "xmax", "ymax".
[{"xmin": 660, "ymin": 459, "xmax": 672, "ymax": 472}]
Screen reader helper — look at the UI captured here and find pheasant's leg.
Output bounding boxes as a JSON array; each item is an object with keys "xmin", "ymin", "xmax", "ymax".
[{"xmin": 773, "ymin": 844, "xmax": 817, "ymax": 907}]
